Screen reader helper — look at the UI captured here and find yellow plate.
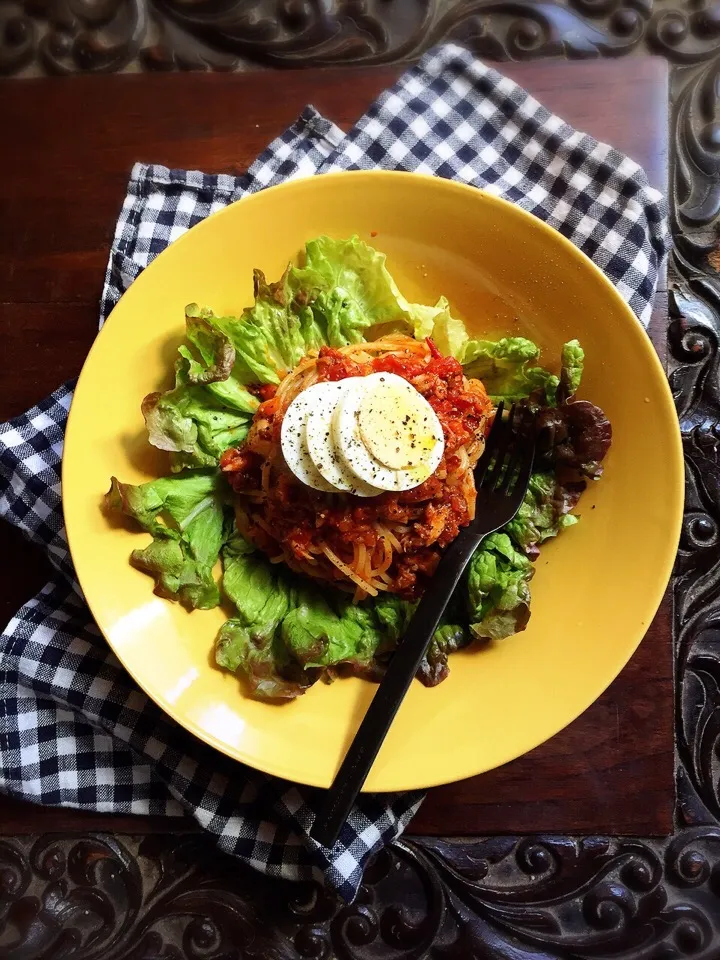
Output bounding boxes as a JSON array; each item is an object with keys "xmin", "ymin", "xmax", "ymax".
[{"xmin": 64, "ymin": 172, "xmax": 683, "ymax": 792}]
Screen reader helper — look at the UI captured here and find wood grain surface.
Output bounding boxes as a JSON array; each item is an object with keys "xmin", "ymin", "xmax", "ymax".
[{"xmin": 0, "ymin": 57, "xmax": 672, "ymax": 837}]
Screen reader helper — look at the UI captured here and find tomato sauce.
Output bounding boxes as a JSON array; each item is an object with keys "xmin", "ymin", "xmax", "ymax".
[{"xmin": 221, "ymin": 340, "xmax": 492, "ymax": 599}]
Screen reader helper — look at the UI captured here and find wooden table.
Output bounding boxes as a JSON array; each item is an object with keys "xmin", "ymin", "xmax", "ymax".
[{"xmin": 0, "ymin": 56, "xmax": 676, "ymax": 957}]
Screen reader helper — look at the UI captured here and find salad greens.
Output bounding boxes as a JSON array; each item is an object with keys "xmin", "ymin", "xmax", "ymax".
[
  {"xmin": 106, "ymin": 470, "xmax": 227, "ymax": 609},
  {"xmin": 466, "ymin": 533, "xmax": 533, "ymax": 641},
  {"xmin": 105, "ymin": 235, "xmax": 610, "ymax": 701},
  {"xmin": 142, "ymin": 306, "xmax": 260, "ymax": 472}
]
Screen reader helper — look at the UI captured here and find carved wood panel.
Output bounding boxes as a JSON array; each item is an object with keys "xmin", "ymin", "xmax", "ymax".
[
  {"xmin": 3, "ymin": 2, "xmax": 720, "ymax": 958},
  {"xmin": 0, "ymin": 0, "xmax": 718, "ymax": 77}
]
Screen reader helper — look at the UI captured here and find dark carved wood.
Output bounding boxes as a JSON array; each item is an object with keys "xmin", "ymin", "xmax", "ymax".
[
  {"xmin": 5, "ymin": 831, "xmax": 720, "ymax": 957},
  {"xmin": 0, "ymin": 0, "xmax": 719, "ymax": 77},
  {"xmin": 3, "ymin": 6, "xmax": 720, "ymax": 960}
]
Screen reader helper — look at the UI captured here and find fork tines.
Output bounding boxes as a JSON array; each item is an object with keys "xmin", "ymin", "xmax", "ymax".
[{"xmin": 475, "ymin": 402, "xmax": 535, "ymax": 496}]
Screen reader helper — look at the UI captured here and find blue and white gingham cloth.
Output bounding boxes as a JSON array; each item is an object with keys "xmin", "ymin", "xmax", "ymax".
[{"xmin": 0, "ymin": 45, "xmax": 669, "ymax": 901}]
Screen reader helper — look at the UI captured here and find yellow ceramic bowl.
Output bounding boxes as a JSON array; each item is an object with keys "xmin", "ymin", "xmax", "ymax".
[{"xmin": 64, "ymin": 172, "xmax": 683, "ymax": 791}]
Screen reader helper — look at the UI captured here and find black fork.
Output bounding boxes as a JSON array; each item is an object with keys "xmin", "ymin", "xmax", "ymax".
[{"xmin": 310, "ymin": 402, "xmax": 536, "ymax": 849}]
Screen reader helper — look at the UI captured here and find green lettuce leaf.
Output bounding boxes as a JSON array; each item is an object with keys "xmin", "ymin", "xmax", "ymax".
[
  {"xmin": 559, "ymin": 339, "xmax": 584, "ymax": 400},
  {"xmin": 466, "ymin": 532, "xmax": 534, "ymax": 640},
  {"xmin": 407, "ymin": 296, "xmax": 468, "ymax": 359},
  {"xmin": 461, "ymin": 337, "xmax": 586, "ymax": 407},
  {"xmin": 281, "ymin": 594, "xmax": 382, "ymax": 675},
  {"xmin": 291, "ymin": 235, "xmax": 415, "ymax": 345},
  {"xmin": 142, "ymin": 305, "xmax": 259, "ymax": 471},
  {"xmin": 430, "ymin": 304, "xmax": 469, "ymax": 360},
  {"xmin": 372, "ymin": 593, "xmax": 469, "ymax": 685},
  {"xmin": 462, "ymin": 337, "xmax": 559, "ymax": 404},
  {"xmin": 373, "ymin": 594, "xmax": 414, "ymax": 646},
  {"xmin": 105, "ymin": 470, "xmax": 226, "ymax": 609},
  {"xmin": 129, "ymin": 538, "xmax": 221, "ymax": 610},
  {"xmin": 406, "ymin": 300, "xmax": 444, "ymax": 341},
  {"xmin": 215, "ymin": 534, "xmax": 312, "ymax": 700},
  {"xmin": 216, "ymin": 533, "xmax": 387, "ymax": 697},
  {"xmin": 211, "ymin": 269, "xmax": 311, "ymax": 385},
  {"xmin": 505, "ymin": 472, "xmax": 582, "ymax": 554},
  {"xmin": 222, "ymin": 533, "xmax": 292, "ymax": 627},
  {"xmin": 291, "ymin": 236, "xmax": 474, "ymax": 359}
]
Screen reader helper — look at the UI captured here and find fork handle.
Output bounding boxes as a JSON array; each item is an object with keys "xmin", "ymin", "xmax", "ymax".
[{"xmin": 310, "ymin": 527, "xmax": 484, "ymax": 849}]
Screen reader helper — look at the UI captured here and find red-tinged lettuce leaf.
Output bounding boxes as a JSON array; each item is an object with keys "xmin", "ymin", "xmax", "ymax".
[
  {"xmin": 416, "ymin": 621, "xmax": 469, "ymax": 686},
  {"xmin": 179, "ymin": 311, "xmax": 235, "ymax": 385},
  {"xmin": 216, "ymin": 619, "xmax": 313, "ymax": 702},
  {"xmin": 505, "ymin": 472, "xmax": 584, "ymax": 557},
  {"xmin": 536, "ymin": 400, "xmax": 612, "ymax": 479}
]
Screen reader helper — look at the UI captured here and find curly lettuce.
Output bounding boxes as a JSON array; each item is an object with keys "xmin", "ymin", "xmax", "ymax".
[
  {"xmin": 214, "ymin": 534, "xmax": 471, "ymax": 699},
  {"xmin": 461, "ymin": 337, "xmax": 559, "ymax": 404},
  {"xmin": 142, "ymin": 306, "xmax": 259, "ymax": 472},
  {"xmin": 104, "ymin": 470, "xmax": 227, "ymax": 609},
  {"xmin": 215, "ymin": 534, "xmax": 385, "ymax": 699},
  {"xmin": 215, "ymin": 535, "xmax": 309, "ymax": 700},
  {"xmin": 559, "ymin": 339, "xmax": 584, "ymax": 401},
  {"xmin": 372, "ymin": 594, "xmax": 469, "ymax": 687},
  {"xmin": 466, "ymin": 533, "xmax": 533, "ymax": 641}
]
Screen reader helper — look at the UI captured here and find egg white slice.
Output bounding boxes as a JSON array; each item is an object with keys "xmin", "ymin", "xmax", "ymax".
[
  {"xmin": 304, "ymin": 380, "xmax": 384, "ymax": 497},
  {"xmin": 332, "ymin": 374, "xmax": 445, "ymax": 492},
  {"xmin": 280, "ymin": 384, "xmax": 337, "ymax": 493},
  {"xmin": 358, "ymin": 372, "xmax": 444, "ymax": 472}
]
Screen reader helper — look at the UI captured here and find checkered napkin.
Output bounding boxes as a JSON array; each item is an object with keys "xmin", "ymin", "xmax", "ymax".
[{"xmin": 0, "ymin": 45, "xmax": 669, "ymax": 901}]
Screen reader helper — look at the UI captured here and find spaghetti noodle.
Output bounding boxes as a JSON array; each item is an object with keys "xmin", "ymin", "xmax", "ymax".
[{"xmin": 220, "ymin": 334, "xmax": 493, "ymax": 602}]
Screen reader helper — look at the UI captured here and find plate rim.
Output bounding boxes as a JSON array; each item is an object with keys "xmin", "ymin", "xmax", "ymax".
[{"xmin": 63, "ymin": 169, "xmax": 684, "ymax": 791}]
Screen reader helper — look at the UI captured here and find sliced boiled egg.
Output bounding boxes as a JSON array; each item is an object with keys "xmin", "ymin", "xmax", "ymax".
[
  {"xmin": 359, "ymin": 373, "xmax": 444, "ymax": 470},
  {"xmin": 332, "ymin": 373, "xmax": 444, "ymax": 492},
  {"xmin": 304, "ymin": 380, "xmax": 383, "ymax": 497},
  {"xmin": 280, "ymin": 383, "xmax": 337, "ymax": 493},
  {"xmin": 280, "ymin": 373, "xmax": 445, "ymax": 496}
]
